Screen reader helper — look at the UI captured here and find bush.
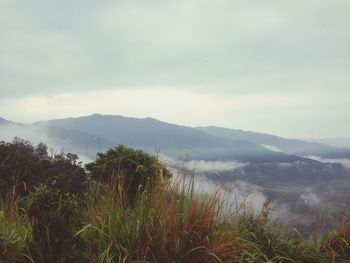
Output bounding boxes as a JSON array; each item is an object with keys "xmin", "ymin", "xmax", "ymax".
[
  {"xmin": 79, "ymin": 176, "xmax": 242, "ymax": 262},
  {"xmin": 26, "ymin": 184, "xmax": 87, "ymax": 263},
  {"xmin": 2, "ymin": 139, "xmax": 350, "ymax": 262},
  {"xmin": 0, "ymin": 138, "xmax": 88, "ymax": 200},
  {"xmin": 0, "ymin": 138, "xmax": 45, "ymax": 199},
  {"xmin": 86, "ymin": 145, "xmax": 171, "ymax": 206},
  {"xmin": 0, "ymin": 206, "xmax": 30, "ymax": 262},
  {"xmin": 323, "ymin": 215, "xmax": 350, "ymax": 261}
]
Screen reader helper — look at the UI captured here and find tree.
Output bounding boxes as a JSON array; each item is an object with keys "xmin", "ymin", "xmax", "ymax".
[
  {"xmin": 86, "ymin": 145, "xmax": 171, "ymax": 205},
  {"xmin": 0, "ymin": 138, "xmax": 87, "ymax": 199},
  {"xmin": 27, "ymin": 184, "xmax": 87, "ymax": 262}
]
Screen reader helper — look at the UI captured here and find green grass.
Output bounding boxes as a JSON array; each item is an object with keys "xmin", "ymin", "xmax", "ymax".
[
  {"xmin": 1, "ymin": 173, "xmax": 350, "ymax": 262},
  {"xmin": 0, "ymin": 199, "xmax": 31, "ymax": 262}
]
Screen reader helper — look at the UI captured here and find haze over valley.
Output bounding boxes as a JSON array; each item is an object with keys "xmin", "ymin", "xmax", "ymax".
[
  {"xmin": 1, "ymin": 114, "xmax": 350, "ymax": 232},
  {"xmin": 1, "ymin": 2, "xmax": 350, "ymax": 260}
]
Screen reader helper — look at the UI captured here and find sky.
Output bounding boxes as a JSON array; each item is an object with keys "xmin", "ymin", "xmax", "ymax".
[{"xmin": 1, "ymin": 0, "xmax": 350, "ymax": 139}]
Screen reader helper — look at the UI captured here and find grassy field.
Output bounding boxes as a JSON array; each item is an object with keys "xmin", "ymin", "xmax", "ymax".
[
  {"xmin": 0, "ymin": 140, "xmax": 349, "ymax": 262},
  {"xmin": 1, "ymin": 172, "xmax": 350, "ymax": 262}
]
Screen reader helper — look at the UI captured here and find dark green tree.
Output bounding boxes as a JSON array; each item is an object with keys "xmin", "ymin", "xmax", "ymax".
[
  {"xmin": 86, "ymin": 145, "xmax": 171, "ymax": 206},
  {"xmin": 0, "ymin": 138, "xmax": 87, "ymax": 199},
  {"xmin": 27, "ymin": 184, "xmax": 87, "ymax": 262}
]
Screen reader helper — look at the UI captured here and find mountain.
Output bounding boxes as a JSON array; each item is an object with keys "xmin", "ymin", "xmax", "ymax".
[
  {"xmin": 42, "ymin": 125, "xmax": 115, "ymax": 159},
  {"xmin": 0, "ymin": 117, "xmax": 12, "ymax": 125},
  {"xmin": 38, "ymin": 114, "xmax": 310, "ymax": 163},
  {"xmin": 2, "ymin": 114, "xmax": 349, "ymax": 187},
  {"xmin": 307, "ymin": 138, "xmax": 350, "ymax": 149},
  {"xmin": 2, "ymin": 114, "xmax": 349, "ymax": 163},
  {"xmin": 196, "ymin": 126, "xmax": 350, "ymax": 159}
]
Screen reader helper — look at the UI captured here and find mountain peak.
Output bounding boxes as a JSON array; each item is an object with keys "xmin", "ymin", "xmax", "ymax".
[{"xmin": 0, "ymin": 117, "xmax": 11, "ymax": 124}]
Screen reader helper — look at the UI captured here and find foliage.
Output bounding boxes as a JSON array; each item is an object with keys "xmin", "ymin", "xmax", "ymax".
[
  {"xmin": 1, "ymin": 139, "xmax": 350, "ymax": 262},
  {"xmin": 86, "ymin": 145, "xmax": 171, "ymax": 206},
  {"xmin": 79, "ymin": 175, "xmax": 242, "ymax": 262},
  {"xmin": 0, "ymin": 201, "xmax": 31, "ymax": 262},
  {"xmin": 0, "ymin": 138, "xmax": 87, "ymax": 200},
  {"xmin": 26, "ymin": 184, "xmax": 87, "ymax": 263},
  {"xmin": 0, "ymin": 138, "xmax": 45, "ymax": 199},
  {"xmin": 321, "ymin": 214, "xmax": 350, "ymax": 261}
]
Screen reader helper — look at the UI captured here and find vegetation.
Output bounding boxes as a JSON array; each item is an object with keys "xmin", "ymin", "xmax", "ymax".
[
  {"xmin": 0, "ymin": 138, "xmax": 86, "ymax": 199},
  {"xmin": 86, "ymin": 145, "xmax": 171, "ymax": 207},
  {"xmin": 0, "ymin": 138, "xmax": 350, "ymax": 262}
]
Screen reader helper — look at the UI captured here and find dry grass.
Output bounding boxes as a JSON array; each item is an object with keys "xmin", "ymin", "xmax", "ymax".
[
  {"xmin": 1, "ymin": 171, "xmax": 350, "ymax": 262},
  {"xmin": 79, "ymin": 173, "xmax": 245, "ymax": 262}
]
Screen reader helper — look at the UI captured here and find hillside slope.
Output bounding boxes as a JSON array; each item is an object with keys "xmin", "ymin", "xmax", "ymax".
[
  {"xmin": 197, "ymin": 126, "xmax": 350, "ymax": 159},
  {"xmin": 38, "ymin": 114, "xmax": 307, "ymax": 162}
]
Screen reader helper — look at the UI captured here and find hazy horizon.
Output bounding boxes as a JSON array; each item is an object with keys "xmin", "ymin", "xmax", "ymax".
[
  {"xmin": 2, "ymin": 112, "xmax": 350, "ymax": 141},
  {"xmin": 1, "ymin": 1, "xmax": 350, "ymax": 139}
]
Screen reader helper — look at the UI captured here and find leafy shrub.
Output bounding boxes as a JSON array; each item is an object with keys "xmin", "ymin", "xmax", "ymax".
[
  {"xmin": 79, "ymin": 176, "xmax": 242, "ymax": 262},
  {"xmin": 0, "ymin": 138, "xmax": 87, "ymax": 200},
  {"xmin": 45, "ymin": 152, "xmax": 87, "ymax": 195},
  {"xmin": 86, "ymin": 145, "xmax": 171, "ymax": 206},
  {"xmin": 323, "ymin": 215, "xmax": 350, "ymax": 261},
  {"xmin": 0, "ymin": 138, "xmax": 45, "ymax": 199},
  {"xmin": 2, "ymin": 139, "xmax": 350, "ymax": 262},
  {"xmin": 26, "ymin": 184, "xmax": 87, "ymax": 263},
  {"xmin": 0, "ymin": 201, "xmax": 31, "ymax": 262}
]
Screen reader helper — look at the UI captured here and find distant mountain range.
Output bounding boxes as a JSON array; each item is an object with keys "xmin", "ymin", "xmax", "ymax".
[
  {"xmin": 1, "ymin": 114, "xmax": 350, "ymax": 186},
  {"xmin": 1, "ymin": 114, "xmax": 349, "ymax": 164},
  {"xmin": 0, "ymin": 117, "xmax": 11, "ymax": 125},
  {"xmin": 307, "ymin": 138, "xmax": 350, "ymax": 149},
  {"xmin": 196, "ymin": 126, "xmax": 350, "ymax": 159}
]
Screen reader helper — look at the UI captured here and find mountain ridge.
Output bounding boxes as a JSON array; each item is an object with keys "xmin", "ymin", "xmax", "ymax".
[
  {"xmin": 2, "ymin": 114, "xmax": 350, "ymax": 163},
  {"xmin": 0, "ymin": 117, "xmax": 12, "ymax": 124},
  {"xmin": 196, "ymin": 125, "xmax": 350, "ymax": 159},
  {"xmin": 37, "ymin": 114, "xmax": 282, "ymax": 162}
]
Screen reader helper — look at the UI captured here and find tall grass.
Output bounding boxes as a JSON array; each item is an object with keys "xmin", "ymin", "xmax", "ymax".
[
  {"xmin": 79, "ymin": 171, "xmax": 245, "ymax": 262},
  {"xmin": 1, "ymin": 169, "xmax": 350, "ymax": 262},
  {"xmin": 0, "ymin": 198, "xmax": 31, "ymax": 262},
  {"xmin": 77, "ymin": 169, "xmax": 341, "ymax": 263}
]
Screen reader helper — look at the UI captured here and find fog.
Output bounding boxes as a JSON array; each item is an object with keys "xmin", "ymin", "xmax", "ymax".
[
  {"xmin": 2, "ymin": 122, "xmax": 346, "ymax": 229},
  {"xmin": 0, "ymin": 123, "xmax": 51, "ymax": 145},
  {"xmin": 306, "ymin": 155, "xmax": 350, "ymax": 168},
  {"xmin": 261, "ymin": 144, "xmax": 283, "ymax": 153},
  {"xmin": 300, "ymin": 188, "xmax": 320, "ymax": 206},
  {"xmin": 185, "ymin": 160, "xmax": 247, "ymax": 172},
  {"xmin": 0, "ymin": 123, "xmax": 92, "ymax": 163},
  {"xmin": 167, "ymin": 158, "xmax": 267, "ymax": 214},
  {"xmin": 0, "ymin": 125, "xmax": 266, "ymax": 213}
]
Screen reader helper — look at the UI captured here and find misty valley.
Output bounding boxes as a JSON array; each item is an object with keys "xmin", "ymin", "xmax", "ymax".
[
  {"xmin": 1, "ymin": 114, "xmax": 350, "ymax": 235},
  {"xmin": 199, "ymin": 161, "xmax": 350, "ymax": 234}
]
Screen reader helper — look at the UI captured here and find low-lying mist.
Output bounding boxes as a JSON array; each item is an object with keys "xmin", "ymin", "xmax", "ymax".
[
  {"xmin": 2, "ymin": 123, "xmax": 349, "ymax": 233},
  {"xmin": 166, "ymin": 158, "xmax": 267, "ymax": 213},
  {"xmin": 166, "ymin": 156, "xmax": 348, "ymax": 233},
  {"xmin": 185, "ymin": 159, "xmax": 247, "ymax": 172},
  {"xmin": 0, "ymin": 123, "xmax": 52, "ymax": 146},
  {"xmin": 306, "ymin": 155, "xmax": 350, "ymax": 168},
  {"xmin": 0, "ymin": 123, "xmax": 93, "ymax": 163}
]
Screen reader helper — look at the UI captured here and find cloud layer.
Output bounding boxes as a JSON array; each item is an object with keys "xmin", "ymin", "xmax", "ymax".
[{"xmin": 1, "ymin": 0, "xmax": 350, "ymax": 138}]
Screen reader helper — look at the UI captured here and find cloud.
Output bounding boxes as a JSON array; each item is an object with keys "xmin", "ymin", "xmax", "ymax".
[
  {"xmin": 184, "ymin": 160, "xmax": 247, "ymax": 172},
  {"xmin": 0, "ymin": 123, "xmax": 53, "ymax": 146},
  {"xmin": 1, "ymin": 0, "xmax": 350, "ymax": 138},
  {"xmin": 300, "ymin": 188, "xmax": 320, "ymax": 206},
  {"xmin": 1, "ymin": 0, "xmax": 350, "ymax": 96},
  {"xmin": 306, "ymin": 155, "xmax": 350, "ymax": 168},
  {"xmin": 163, "ymin": 156, "xmax": 266, "ymax": 212},
  {"xmin": 2, "ymin": 87, "xmax": 349, "ymax": 138},
  {"xmin": 261, "ymin": 145, "xmax": 283, "ymax": 153},
  {"xmin": 0, "ymin": 123, "xmax": 92, "ymax": 163},
  {"xmin": 0, "ymin": 88, "xmax": 302, "ymax": 123},
  {"xmin": 172, "ymin": 169, "xmax": 267, "ymax": 213}
]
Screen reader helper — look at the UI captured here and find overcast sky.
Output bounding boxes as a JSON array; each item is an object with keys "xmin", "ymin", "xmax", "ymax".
[{"xmin": 1, "ymin": 0, "xmax": 349, "ymax": 138}]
